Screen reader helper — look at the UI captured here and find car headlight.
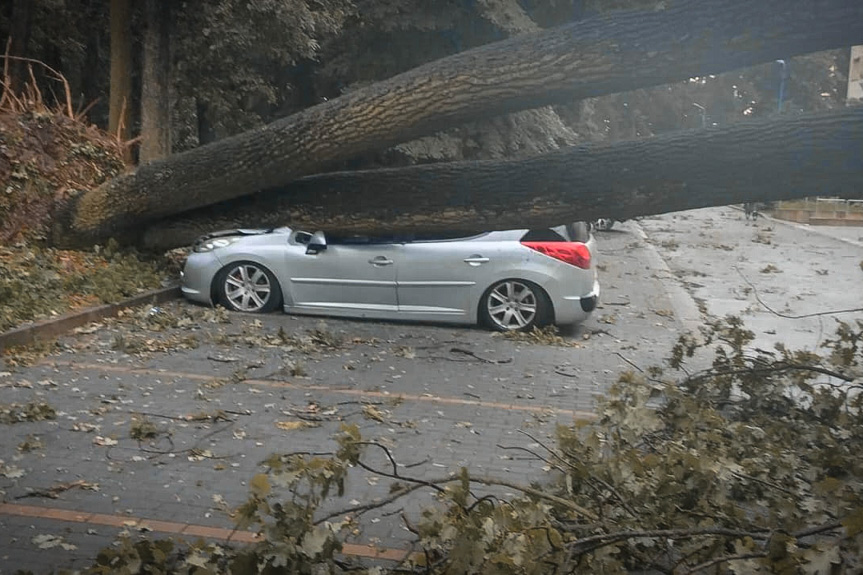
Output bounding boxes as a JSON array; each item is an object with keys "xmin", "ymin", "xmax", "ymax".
[{"xmin": 193, "ymin": 237, "xmax": 240, "ymax": 253}]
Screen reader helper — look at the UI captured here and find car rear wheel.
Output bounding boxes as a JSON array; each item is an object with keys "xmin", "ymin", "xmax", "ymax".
[
  {"xmin": 480, "ymin": 279, "xmax": 552, "ymax": 332},
  {"xmin": 216, "ymin": 261, "xmax": 282, "ymax": 313}
]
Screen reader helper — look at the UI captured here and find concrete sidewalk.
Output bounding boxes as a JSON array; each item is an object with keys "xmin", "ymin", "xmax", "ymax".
[{"xmin": 639, "ymin": 206, "xmax": 863, "ymax": 354}]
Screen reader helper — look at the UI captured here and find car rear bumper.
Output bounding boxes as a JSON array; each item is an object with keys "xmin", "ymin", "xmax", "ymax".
[{"xmin": 555, "ymin": 280, "xmax": 601, "ymax": 325}]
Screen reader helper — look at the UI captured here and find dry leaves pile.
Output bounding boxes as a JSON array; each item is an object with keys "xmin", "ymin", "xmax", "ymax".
[
  {"xmin": 0, "ymin": 400, "xmax": 56, "ymax": 424},
  {"xmin": 499, "ymin": 325, "xmax": 582, "ymax": 347},
  {"xmin": 0, "ymin": 109, "xmax": 180, "ymax": 334},
  {"xmin": 0, "ymin": 241, "xmax": 177, "ymax": 333},
  {"xmin": 0, "ymin": 109, "xmax": 124, "ymax": 245}
]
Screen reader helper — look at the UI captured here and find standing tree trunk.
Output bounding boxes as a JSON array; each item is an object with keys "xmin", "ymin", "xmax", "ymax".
[
  {"xmin": 3, "ymin": 0, "xmax": 33, "ymax": 98},
  {"xmin": 195, "ymin": 99, "xmax": 218, "ymax": 146},
  {"xmin": 108, "ymin": 0, "xmax": 133, "ymax": 160},
  {"xmin": 139, "ymin": 0, "xmax": 172, "ymax": 163},
  {"xmin": 141, "ymin": 107, "xmax": 863, "ymax": 249},
  {"xmin": 60, "ymin": 0, "xmax": 863, "ymax": 246}
]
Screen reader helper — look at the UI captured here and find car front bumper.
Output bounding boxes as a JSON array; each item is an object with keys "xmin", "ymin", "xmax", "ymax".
[{"xmin": 181, "ymin": 251, "xmax": 222, "ymax": 305}]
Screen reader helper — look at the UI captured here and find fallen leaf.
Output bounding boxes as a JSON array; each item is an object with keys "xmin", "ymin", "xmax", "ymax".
[
  {"xmin": 187, "ymin": 449, "xmax": 214, "ymax": 461},
  {"xmin": 394, "ymin": 346, "xmax": 416, "ymax": 359},
  {"xmin": 362, "ymin": 405, "xmax": 386, "ymax": 422},
  {"xmin": 1, "ymin": 464, "xmax": 25, "ymax": 479},
  {"xmin": 32, "ymin": 534, "xmax": 76, "ymax": 550},
  {"xmin": 250, "ymin": 473, "xmax": 270, "ymax": 497},
  {"xmin": 93, "ymin": 436, "xmax": 118, "ymax": 446},
  {"xmin": 275, "ymin": 420, "xmax": 316, "ymax": 431}
]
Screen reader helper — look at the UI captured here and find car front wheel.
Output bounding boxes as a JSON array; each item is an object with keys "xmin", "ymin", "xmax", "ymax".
[
  {"xmin": 480, "ymin": 279, "xmax": 551, "ymax": 332},
  {"xmin": 216, "ymin": 261, "xmax": 282, "ymax": 313}
]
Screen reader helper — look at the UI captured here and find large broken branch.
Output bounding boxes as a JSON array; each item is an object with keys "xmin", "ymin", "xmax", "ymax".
[
  {"xmin": 141, "ymin": 107, "xmax": 863, "ymax": 249},
  {"xmin": 60, "ymin": 0, "xmax": 863, "ymax": 245}
]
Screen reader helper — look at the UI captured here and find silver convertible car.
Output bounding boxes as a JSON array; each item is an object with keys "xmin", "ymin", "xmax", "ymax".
[{"xmin": 181, "ymin": 224, "xmax": 600, "ymax": 332}]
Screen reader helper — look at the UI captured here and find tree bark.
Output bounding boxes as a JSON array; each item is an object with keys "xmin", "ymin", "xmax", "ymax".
[
  {"xmin": 62, "ymin": 0, "xmax": 863, "ymax": 245},
  {"xmin": 140, "ymin": 107, "xmax": 863, "ymax": 250},
  {"xmin": 139, "ymin": 0, "xmax": 172, "ymax": 163},
  {"xmin": 108, "ymin": 0, "xmax": 133, "ymax": 156}
]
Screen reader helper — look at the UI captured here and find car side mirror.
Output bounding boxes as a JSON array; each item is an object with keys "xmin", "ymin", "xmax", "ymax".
[
  {"xmin": 293, "ymin": 231, "xmax": 313, "ymax": 245},
  {"xmin": 305, "ymin": 231, "xmax": 327, "ymax": 255}
]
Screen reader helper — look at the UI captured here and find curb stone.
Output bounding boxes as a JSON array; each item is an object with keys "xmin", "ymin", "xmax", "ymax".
[
  {"xmin": 628, "ymin": 221, "xmax": 705, "ymax": 337},
  {"xmin": 0, "ymin": 285, "xmax": 181, "ymax": 352}
]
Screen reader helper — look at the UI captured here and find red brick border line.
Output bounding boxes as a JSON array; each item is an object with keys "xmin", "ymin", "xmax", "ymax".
[
  {"xmin": 0, "ymin": 502, "xmax": 409, "ymax": 561},
  {"xmin": 0, "ymin": 286, "xmax": 181, "ymax": 352},
  {"xmin": 49, "ymin": 361, "xmax": 599, "ymax": 421}
]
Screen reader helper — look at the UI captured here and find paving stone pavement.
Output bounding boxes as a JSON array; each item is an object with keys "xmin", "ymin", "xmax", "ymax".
[{"xmin": 0, "ymin": 221, "xmax": 697, "ymax": 573}]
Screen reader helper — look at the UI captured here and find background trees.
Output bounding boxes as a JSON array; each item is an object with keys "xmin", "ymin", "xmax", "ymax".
[
  {"xmin": 107, "ymin": 0, "xmax": 131, "ymax": 140},
  {"xmin": 1, "ymin": 0, "xmax": 353, "ymax": 153},
  {"xmin": 2, "ymin": 0, "xmax": 850, "ymax": 163},
  {"xmin": 139, "ymin": 0, "xmax": 172, "ymax": 163}
]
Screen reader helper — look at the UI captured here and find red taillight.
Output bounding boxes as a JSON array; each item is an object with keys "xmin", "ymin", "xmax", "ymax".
[{"xmin": 521, "ymin": 241, "xmax": 591, "ymax": 269}]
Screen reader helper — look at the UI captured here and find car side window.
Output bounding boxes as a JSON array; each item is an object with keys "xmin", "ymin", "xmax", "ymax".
[
  {"xmin": 411, "ymin": 232, "xmax": 487, "ymax": 243},
  {"xmin": 520, "ymin": 229, "xmax": 567, "ymax": 242},
  {"xmin": 328, "ymin": 235, "xmax": 372, "ymax": 245},
  {"xmin": 328, "ymin": 234, "xmax": 414, "ymax": 245}
]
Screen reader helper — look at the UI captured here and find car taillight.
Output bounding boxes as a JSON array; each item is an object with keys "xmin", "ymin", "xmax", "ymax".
[{"xmin": 521, "ymin": 241, "xmax": 591, "ymax": 269}]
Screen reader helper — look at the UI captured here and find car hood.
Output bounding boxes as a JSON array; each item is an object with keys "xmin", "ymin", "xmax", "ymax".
[{"xmin": 192, "ymin": 226, "xmax": 291, "ymax": 247}]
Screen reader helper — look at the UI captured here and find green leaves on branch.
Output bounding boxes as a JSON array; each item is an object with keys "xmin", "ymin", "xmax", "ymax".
[{"xmin": 230, "ymin": 438, "xmax": 357, "ymax": 573}]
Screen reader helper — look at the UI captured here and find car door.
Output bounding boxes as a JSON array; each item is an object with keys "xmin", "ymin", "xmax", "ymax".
[
  {"xmin": 396, "ymin": 235, "xmax": 502, "ymax": 319},
  {"xmin": 286, "ymin": 236, "xmax": 400, "ymax": 317}
]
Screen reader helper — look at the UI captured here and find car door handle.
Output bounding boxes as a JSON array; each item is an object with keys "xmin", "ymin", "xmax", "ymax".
[
  {"xmin": 369, "ymin": 257, "xmax": 394, "ymax": 266},
  {"xmin": 464, "ymin": 256, "xmax": 489, "ymax": 265}
]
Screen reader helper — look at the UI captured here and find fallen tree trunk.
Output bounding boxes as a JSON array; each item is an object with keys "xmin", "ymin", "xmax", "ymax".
[
  {"xmin": 61, "ymin": 0, "xmax": 863, "ymax": 245},
  {"xmin": 141, "ymin": 107, "xmax": 863, "ymax": 249}
]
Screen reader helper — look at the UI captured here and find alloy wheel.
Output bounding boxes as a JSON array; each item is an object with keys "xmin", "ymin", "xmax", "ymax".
[
  {"xmin": 223, "ymin": 264, "xmax": 272, "ymax": 312},
  {"xmin": 486, "ymin": 280, "xmax": 538, "ymax": 330}
]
